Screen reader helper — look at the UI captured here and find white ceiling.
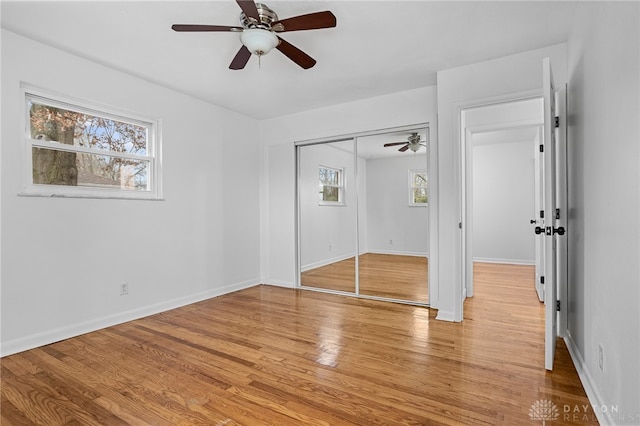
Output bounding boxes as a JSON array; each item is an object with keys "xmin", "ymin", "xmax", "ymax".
[
  {"xmin": 1, "ymin": 1, "xmax": 577, "ymax": 120},
  {"xmin": 311, "ymin": 128, "xmax": 429, "ymax": 159},
  {"xmin": 357, "ymin": 129, "xmax": 429, "ymax": 159}
]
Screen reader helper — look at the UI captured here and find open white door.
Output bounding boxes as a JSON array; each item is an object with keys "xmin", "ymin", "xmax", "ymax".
[{"xmin": 543, "ymin": 57, "xmax": 560, "ymax": 371}]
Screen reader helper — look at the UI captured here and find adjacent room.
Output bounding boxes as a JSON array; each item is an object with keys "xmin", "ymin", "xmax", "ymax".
[{"xmin": 1, "ymin": 1, "xmax": 638, "ymax": 425}]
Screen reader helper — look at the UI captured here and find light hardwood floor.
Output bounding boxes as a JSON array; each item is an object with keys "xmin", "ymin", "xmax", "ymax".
[
  {"xmin": 1, "ymin": 263, "xmax": 597, "ymax": 425},
  {"xmin": 301, "ymin": 253, "xmax": 428, "ymax": 303}
]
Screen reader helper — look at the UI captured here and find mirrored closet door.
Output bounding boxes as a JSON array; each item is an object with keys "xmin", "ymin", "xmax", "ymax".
[
  {"xmin": 297, "ymin": 139, "xmax": 357, "ymax": 294},
  {"xmin": 356, "ymin": 130, "xmax": 429, "ymax": 304},
  {"xmin": 297, "ymin": 127, "xmax": 429, "ymax": 305}
]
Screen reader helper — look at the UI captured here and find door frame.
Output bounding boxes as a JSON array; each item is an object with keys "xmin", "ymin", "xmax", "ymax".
[
  {"xmin": 454, "ymin": 89, "xmax": 540, "ymax": 320},
  {"xmin": 455, "ymin": 88, "xmax": 568, "ymax": 337}
]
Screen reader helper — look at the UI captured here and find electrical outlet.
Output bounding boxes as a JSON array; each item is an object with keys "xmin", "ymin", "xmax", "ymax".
[
  {"xmin": 389, "ymin": 239, "xmax": 393, "ymax": 245},
  {"xmin": 120, "ymin": 282, "xmax": 129, "ymax": 296},
  {"xmin": 598, "ymin": 344, "xmax": 604, "ymax": 371}
]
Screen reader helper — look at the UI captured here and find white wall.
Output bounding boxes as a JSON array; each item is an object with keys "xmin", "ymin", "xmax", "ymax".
[
  {"xmin": 1, "ymin": 30, "xmax": 261, "ymax": 355},
  {"xmin": 259, "ymin": 87, "xmax": 438, "ymax": 292},
  {"xmin": 365, "ymin": 155, "xmax": 429, "ymax": 256},
  {"xmin": 436, "ymin": 43, "xmax": 567, "ymax": 321},
  {"xmin": 472, "ymin": 139, "xmax": 535, "ymax": 264},
  {"xmin": 566, "ymin": 2, "xmax": 640, "ymax": 424}
]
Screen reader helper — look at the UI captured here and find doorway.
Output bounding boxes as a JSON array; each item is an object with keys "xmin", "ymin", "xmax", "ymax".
[
  {"xmin": 461, "ymin": 97, "xmax": 544, "ymax": 300},
  {"xmin": 456, "ymin": 60, "xmax": 568, "ymax": 371}
]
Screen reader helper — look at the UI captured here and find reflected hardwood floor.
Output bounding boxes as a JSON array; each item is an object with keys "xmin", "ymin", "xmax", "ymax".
[
  {"xmin": 1, "ymin": 263, "xmax": 596, "ymax": 425},
  {"xmin": 359, "ymin": 254, "xmax": 428, "ymax": 303},
  {"xmin": 300, "ymin": 257, "xmax": 356, "ymax": 292},
  {"xmin": 301, "ymin": 253, "xmax": 428, "ymax": 303}
]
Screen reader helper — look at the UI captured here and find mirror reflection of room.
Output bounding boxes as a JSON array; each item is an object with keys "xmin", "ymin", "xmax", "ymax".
[
  {"xmin": 357, "ymin": 130, "xmax": 429, "ymax": 304},
  {"xmin": 297, "ymin": 128, "xmax": 429, "ymax": 305},
  {"xmin": 298, "ymin": 139, "xmax": 357, "ymax": 293}
]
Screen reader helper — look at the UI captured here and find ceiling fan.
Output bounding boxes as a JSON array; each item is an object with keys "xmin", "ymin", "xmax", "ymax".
[
  {"xmin": 384, "ymin": 133, "xmax": 427, "ymax": 153},
  {"xmin": 172, "ymin": 0, "xmax": 337, "ymax": 70}
]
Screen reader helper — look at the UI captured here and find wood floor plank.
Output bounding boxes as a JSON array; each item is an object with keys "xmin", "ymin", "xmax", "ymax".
[{"xmin": 1, "ymin": 262, "xmax": 597, "ymax": 424}]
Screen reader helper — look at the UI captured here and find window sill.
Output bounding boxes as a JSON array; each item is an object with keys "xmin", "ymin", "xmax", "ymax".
[{"xmin": 18, "ymin": 191, "xmax": 164, "ymax": 201}]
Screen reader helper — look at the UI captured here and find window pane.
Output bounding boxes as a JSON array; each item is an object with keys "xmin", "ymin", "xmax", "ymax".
[
  {"xmin": 32, "ymin": 147, "xmax": 149, "ymax": 191},
  {"xmin": 413, "ymin": 188, "xmax": 428, "ymax": 204},
  {"xmin": 319, "ymin": 167, "xmax": 341, "ymax": 185},
  {"xmin": 29, "ymin": 101, "xmax": 148, "ymax": 156},
  {"xmin": 327, "ymin": 170, "xmax": 338, "ymax": 184},
  {"xmin": 322, "ymin": 186, "xmax": 339, "ymax": 202},
  {"xmin": 413, "ymin": 172, "xmax": 427, "ymax": 187}
]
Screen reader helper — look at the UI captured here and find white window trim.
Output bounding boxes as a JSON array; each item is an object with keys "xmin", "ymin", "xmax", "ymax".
[
  {"xmin": 19, "ymin": 84, "xmax": 163, "ymax": 200},
  {"xmin": 318, "ymin": 164, "xmax": 345, "ymax": 206},
  {"xmin": 409, "ymin": 169, "xmax": 428, "ymax": 207}
]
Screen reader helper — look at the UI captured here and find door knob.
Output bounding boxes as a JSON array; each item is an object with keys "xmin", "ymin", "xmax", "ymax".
[
  {"xmin": 553, "ymin": 226, "xmax": 566, "ymax": 236},
  {"xmin": 534, "ymin": 226, "xmax": 545, "ymax": 235}
]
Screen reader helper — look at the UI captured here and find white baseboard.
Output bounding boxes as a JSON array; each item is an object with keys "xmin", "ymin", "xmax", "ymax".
[
  {"xmin": 473, "ymin": 257, "xmax": 535, "ymax": 266},
  {"xmin": 435, "ymin": 309, "xmax": 457, "ymax": 322},
  {"xmin": 1, "ymin": 279, "xmax": 260, "ymax": 357},
  {"xmin": 564, "ymin": 332, "xmax": 611, "ymax": 425},
  {"xmin": 263, "ymin": 279, "xmax": 295, "ymax": 288},
  {"xmin": 367, "ymin": 250, "xmax": 429, "ymax": 257}
]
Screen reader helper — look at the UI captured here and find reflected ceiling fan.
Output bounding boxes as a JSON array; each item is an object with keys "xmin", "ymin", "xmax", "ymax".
[
  {"xmin": 384, "ymin": 133, "xmax": 426, "ymax": 152},
  {"xmin": 172, "ymin": 0, "xmax": 336, "ymax": 70}
]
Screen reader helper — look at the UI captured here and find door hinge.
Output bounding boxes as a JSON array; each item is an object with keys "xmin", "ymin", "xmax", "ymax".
[
  {"xmin": 556, "ymin": 300, "xmax": 561, "ymax": 311},
  {"xmin": 539, "ymin": 144, "xmax": 544, "ymax": 153},
  {"xmin": 540, "ymin": 210, "xmax": 544, "ymax": 219},
  {"xmin": 555, "ymin": 208, "xmax": 561, "ymax": 220},
  {"xmin": 540, "ymin": 276, "xmax": 545, "ymax": 284},
  {"xmin": 458, "ymin": 222, "xmax": 462, "ymax": 229},
  {"xmin": 555, "ymin": 117, "xmax": 560, "ymax": 128}
]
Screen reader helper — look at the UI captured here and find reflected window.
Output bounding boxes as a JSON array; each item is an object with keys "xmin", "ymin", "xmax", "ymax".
[
  {"xmin": 318, "ymin": 165, "xmax": 344, "ymax": 205},
  {"xmin": 409, "ymin": 169, "xmax": 428, "ymax": 206}
]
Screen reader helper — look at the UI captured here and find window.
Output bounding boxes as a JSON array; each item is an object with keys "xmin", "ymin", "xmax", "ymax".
[
  {"xmin": 318, "ymin": 165, "xmax": 344, "ymax": 205},
  {"xmin": 409, "ymin": 169, "xmax": 428, "ymax": 206},
  {"xmin": 21, "ymin": 87, "xmax": 161, "ymax": 199}
]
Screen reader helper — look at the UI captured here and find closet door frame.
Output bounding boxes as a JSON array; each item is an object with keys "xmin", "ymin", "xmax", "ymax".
[{"xmin": 295, "ymin": 123, "xmax": 433, "ymax": 307}]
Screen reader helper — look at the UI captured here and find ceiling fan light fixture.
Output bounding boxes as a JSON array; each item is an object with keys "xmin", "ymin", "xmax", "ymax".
[
  {"xmin": 409, "ymin": 144, "xmax": 421, "ymax": 152},
  {"xmin": 240, "ymin": 28, "xmax": 278, "ymax": 55}
]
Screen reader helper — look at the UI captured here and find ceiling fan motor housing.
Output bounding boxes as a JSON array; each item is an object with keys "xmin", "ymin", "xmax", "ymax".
[
  {"xmin": 240, "ymin": 3, "xmax": 280, "ymax": 30},
  {"xmin": 408, "ymin": 133, "xmax": 421, "ymax": 144}
]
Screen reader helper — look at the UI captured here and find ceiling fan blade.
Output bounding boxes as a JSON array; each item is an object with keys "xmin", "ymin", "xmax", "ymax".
[
  {"xmin": 229, "ymin": 45, "xmax": 252, "ymax": 70},
  {"xmin": 172, "ymin": 24, "xmax": 242, "ymax": 32},
  {"xmin": 276, "ymin": 37, "xmax": 316, "ymax": 69},
  {"xmin": 398, "ymin": 145, "xmax": 410, "ymax": 152},
  {"xmin": 383, "ymin": 142, "xmax": 408, "ymax": 147},
  {"xmin": 272, "ymin": 11, "xmax": 337, "ymax": 32},
  {"xmin": 236, "ymin": 0, "xmax": 260, "ymax": 21}
]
